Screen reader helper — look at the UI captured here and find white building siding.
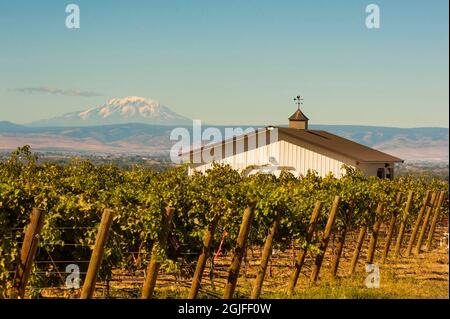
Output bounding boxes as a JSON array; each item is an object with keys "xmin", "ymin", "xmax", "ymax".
[
  {"xmin": 357, "ymin": 163, "xmax": 394, "ymax": 178},
  {"xmin": 275, "ymin": 140, "xmax": 349, "ymax": 177},
  {"xmin": 188, "ymin": 141, "xmax": 280, "ymax": 175},
  {"xmin": 188, "ymin": 140, "xmax": 359, "ymax": 178}
]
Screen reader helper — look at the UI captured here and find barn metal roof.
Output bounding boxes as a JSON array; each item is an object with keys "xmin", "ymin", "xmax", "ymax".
[
  {"xmin": 277, "ymin": 127, "xmax": 404, "ymax": 164},
  {"xmin": 184, "ymin": 126, "xmax": 404, "ymax": 164}
]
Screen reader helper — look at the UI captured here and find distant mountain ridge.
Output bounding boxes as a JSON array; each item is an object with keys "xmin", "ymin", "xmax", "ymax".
[
  {"xmin": 29, "ymin": 96, "xmax": 191, "ymax": 127},
  {"xmin": 0, "ymin": 121, "xmax": 448, "ymax": 162}
]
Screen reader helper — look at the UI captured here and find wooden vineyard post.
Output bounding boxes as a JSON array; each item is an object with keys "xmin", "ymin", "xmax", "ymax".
[
  {"xmin": 405, "ymin": 191, "xmax": 431, "ymax": 257},
  {"xmin": 223, "ymin": 204, "xmax": 255, "ymax": 299},
  {"xmin": 394, "ymin": 191, "xmax": 414, "ymax": 257},
  {"xmin": 188, "ymin": 215, "xmax": 220, "ymax": 299},
  {"xmin": 425, "ymin": 191, "xmax": 447, "ymax": 252},
  {"xmin": 349, "ymin": 225, "xmax": 366, "ymax": 275},
  {"xmin": 250, "ymin": 211, "xmax": 281, "ymax": 299},
  {"xmin": 366, "ymin": 203, "xmax": 384, "ymax": 264},
  {"xmin": 287, "ymin": 201, "xmax": 322, "ymax": 295},
  {"xmin": 12, "ymin": 208, "xmax": 46, "ymax": 299},
  {"xmin": 310, "ymin": 196, "xmax": 341, "ymax": 283},
  {"xmin": 330, "ymin": 202, "xmax": 354, "ymax": 278},
  {"xmin": 141, "ymin": 207, "xmax": 175, "ymax": 299},
  {"xmin": 381, "ymin": 193, "xmax": 402, "ymax": 264},
  {"xmin": 80, "ymin": 209, "xmax": 115, "ymax": 299},
  {"xmin": 414, "ymin": 192, "xmax": 437, "ymax": 255}
]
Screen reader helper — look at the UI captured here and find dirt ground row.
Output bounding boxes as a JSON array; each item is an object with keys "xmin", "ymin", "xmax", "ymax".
[{"xmin": 34, "ymin": 224, "xmax": 449, "ymax": 299}]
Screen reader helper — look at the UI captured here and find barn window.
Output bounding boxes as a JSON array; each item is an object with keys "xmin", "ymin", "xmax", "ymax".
[
  {"xmin": 386, "ymin": 168, "xmax": 394, "ymax": 180},
  {"xmin": 377, "ymin": 167, "xmax": 394, "ymax": 180},
  {"xmin": 377, "ymin": 168, "xmax": 384, "ymax": 178}
]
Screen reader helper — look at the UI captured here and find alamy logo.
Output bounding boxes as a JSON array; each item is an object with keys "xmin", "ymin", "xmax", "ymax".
[
  {"xmin": 65, "ymin": 4, "xmax": 80, "ymax": 29},
  {"xmin": 65, "ymin": 264, "xmax": 81, "ymax": 289},
  {"xmin": 170, "ymin": 120, "xmax": 278, "ymax": 165},
  {"xmin": 365, "ymin": 4, "xmax": 380, "ymax": 29},
  {"xmin": 365, "ymin": 264, "xmax": 380, "ymax": 288}
]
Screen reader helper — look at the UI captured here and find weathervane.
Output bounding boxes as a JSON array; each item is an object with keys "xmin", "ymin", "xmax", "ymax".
[{"xmin": 293, "ymin": 95, "xmax": 303, "ymax": 110}]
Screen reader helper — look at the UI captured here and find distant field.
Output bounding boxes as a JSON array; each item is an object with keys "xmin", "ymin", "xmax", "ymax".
[{"xmin": 1, "ymin": 121, "xmax": 448, "ymax": 162}]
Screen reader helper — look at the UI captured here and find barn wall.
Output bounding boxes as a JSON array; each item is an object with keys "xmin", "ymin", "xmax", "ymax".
[
  {"xmin": 357, "ymin": 163, "xmax": 395, "ymax": 178},
  {"xmin": 276, "ymin": 140, "xmax": 354, "ymax": 178},
  {"xmin": 189, "ymin": 141, "xmax": 280, "ymax": 175},
  {"xmin": 188, "ymin": 140, "xmax": 359, "ymax": 178},
  {"xmin": 357, "ymin": 163, "xmax": 380, "ymax": 176}
]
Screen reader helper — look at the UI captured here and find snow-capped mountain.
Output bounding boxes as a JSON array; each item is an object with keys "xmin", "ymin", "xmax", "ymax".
[{"xmin": 30, "ymin": 96, "xmax": 191, "ymax": 127}]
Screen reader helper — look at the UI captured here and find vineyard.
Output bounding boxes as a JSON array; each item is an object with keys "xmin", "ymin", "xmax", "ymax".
[{"xmin": 0, "ymin": 146, "xmax": 448, "ymax": 299}]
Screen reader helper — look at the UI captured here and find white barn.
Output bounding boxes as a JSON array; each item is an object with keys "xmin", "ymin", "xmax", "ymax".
[{"xmin": 183, "ymin": 106, "xmax": 403, "ymax": 179}]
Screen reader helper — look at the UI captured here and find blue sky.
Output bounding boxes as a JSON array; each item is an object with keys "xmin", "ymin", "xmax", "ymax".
[{"xmin": 0, "ymin": 0, "xmax": 448, "ymax": 127}]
